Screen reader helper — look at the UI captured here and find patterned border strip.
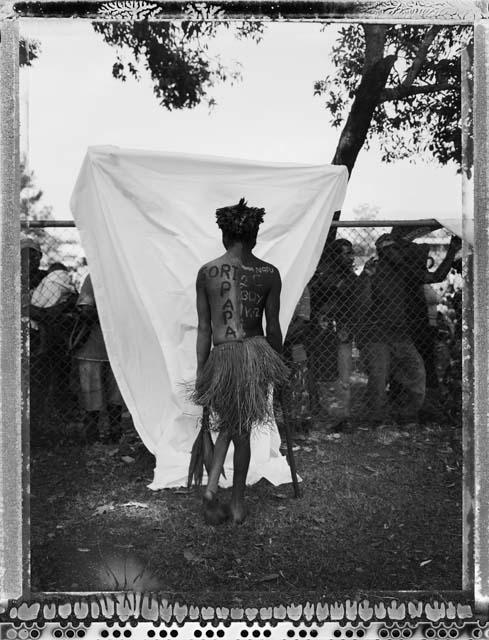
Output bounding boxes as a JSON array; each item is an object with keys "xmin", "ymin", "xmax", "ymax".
[
  {"xmin": 4, "ymin": 0, "xmax": 488, "ymax": 22},
  {"xmin": 0, "ymin": 596, "xmax": 476, "ymax": 624},
  {"xmin": 1, "ymin": 620, "xmax": 489, "ymax": 639}
]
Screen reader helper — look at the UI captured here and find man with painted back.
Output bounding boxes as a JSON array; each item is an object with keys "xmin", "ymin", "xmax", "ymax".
[{"xmin": 191, "ymin": 198, "xmax": 288, "ymax": 525}]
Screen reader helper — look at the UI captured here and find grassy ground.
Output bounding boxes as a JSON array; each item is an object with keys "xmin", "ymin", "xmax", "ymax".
[{"xmin": 31, "ymin": 399, "xmax": 462, "ymax": 606}]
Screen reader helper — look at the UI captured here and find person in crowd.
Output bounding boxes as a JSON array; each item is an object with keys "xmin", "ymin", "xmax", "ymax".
[
  {"xmin": 21, "ymin": 235, "xmax": 47, "ymax": 348},
  {"xmin": 21, "ymin": 236, "xmax": 79, "ymax": 441},
  {"xmin": 359, "ymin": 233, "xmax": 461, "ymax": 427},
  {"xmin": 72, "ymin": 272, "xmax": 125, "ymax": 445},
  {"xmin": 31, "ymin": 262, "xmax": 76, "ymax": 308},
  {"xmin": 424, "ymin": 283, "xmax": 442, "ymax": 361},
  {"xmin": 358, "ymin": 234, "xmax": 426, "ymax": 427},
  {"xmin": 21, "ymin": 235, "xmax": 49, "ymax": 441},
  {"xmin": 402, "ymin": 237, "xmax": 462, "ymax": 422},
  {"xmin": 31, "ymin": 262, "xmax": 77, "ymax": 351},
  {"xmin": 31, "ymin": 260, "xmax": 79, "ymax": 419},
  {"xmin": 436, "ymin": 308, "xmax": 454, "ymax": 383},
  {"xmin": 311, "ymin": 239, "xmax": 359, "ymax": 432},
  {"xmin": 432, "ymin": 288, "xmax": 462, "ymax": 421},
  {"xmin": 191, "ymin": 198, "xmax": 288, "ymax": 525},
  {"xmin": 307, "ymin": 261, "xmax": 337, "ymax": 411},
  {"xmin": 21, "ymin": 234, "xmax": 47, "ymax": 289},
  {"xmin": 282, "ymin": 286, "xmax": 312, "ymax": 441}
]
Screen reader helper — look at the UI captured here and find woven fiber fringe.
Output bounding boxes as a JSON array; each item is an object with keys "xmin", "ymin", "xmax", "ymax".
[{"xmin": 190, "ymin": 337, "xmax": 289, "ymax": 435}]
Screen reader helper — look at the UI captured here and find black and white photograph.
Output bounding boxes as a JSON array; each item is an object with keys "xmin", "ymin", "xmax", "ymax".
[{"xmin": 16, "ymin": 10, "xmax": 473, "ymax": 607}]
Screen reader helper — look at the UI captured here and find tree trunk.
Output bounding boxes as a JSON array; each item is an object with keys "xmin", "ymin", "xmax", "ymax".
[{"xmin": 326, "ymin": 24, "xmax": 396, "ymax": 243}]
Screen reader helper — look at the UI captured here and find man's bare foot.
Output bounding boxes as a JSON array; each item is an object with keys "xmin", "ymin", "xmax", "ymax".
[
  {"xmin": 229, "ymin": 501, "xmax": 247, "ymax": 525},
  {"xmin": 202, "ymin": 492, "xmax": 230, "ymax": 526}
]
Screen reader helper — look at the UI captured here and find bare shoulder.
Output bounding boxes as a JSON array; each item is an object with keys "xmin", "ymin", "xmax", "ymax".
[
  {"xmin": 197, "ymin": 258, "xmax": 218, "ymax": 281},
  {"xmin": 253, "ymin": 257, "xmax": 281, "ymax": 278},
  {"xmin": 196, "ymin": 263, "xmax": 210, "ymax": 286},
  {"xmin": 200, "ymin": 258, "xmax": 218, "ymax": 271}
]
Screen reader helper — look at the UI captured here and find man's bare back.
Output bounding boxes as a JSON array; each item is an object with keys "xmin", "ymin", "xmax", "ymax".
[{"xmin": 197, "ymin": 253, "xmax": 281, "ymax": 348}]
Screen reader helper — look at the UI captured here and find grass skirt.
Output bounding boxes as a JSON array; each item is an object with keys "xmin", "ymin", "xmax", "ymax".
[{"xmin": 190, "ymin": 336, "xmax": 289, "ymax": 435}]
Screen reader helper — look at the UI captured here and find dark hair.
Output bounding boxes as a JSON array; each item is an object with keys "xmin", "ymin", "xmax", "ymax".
[
  {"xmin": 401, "ymin": 241, "xmax": 429, "ymax": 269},
  {"xmin": 48, "ymin": 262, "xmax": 67, "ymax": 273},
  {"xmin": 216, "ymin": 197, "xmax": 265, "ymax": 243},
  {"xmin": 375, "ymin": 233, "xmax": 397, "ymax": 249},
  {"xmin": 330, "ymin": 238, "xmax": 353, "ymax": 255},
  {"xmin": 322, "ymin": 238, "xmax": 353, "ymax": 265}
]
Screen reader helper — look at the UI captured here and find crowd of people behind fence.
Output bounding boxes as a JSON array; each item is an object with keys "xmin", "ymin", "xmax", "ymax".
[
  {"xmin": 21, "ymin": 235, "xmax": 124, "ymax": 446},
  {"xmin": 282, "ymin": 231, "xmax": 463, "ymax": 440},
  {"xmin": 21, "ymin": 229, "xmax": 463, "ymax": 447}
]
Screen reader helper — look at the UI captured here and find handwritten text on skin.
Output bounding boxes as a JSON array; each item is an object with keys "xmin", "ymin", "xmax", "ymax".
[{"xmin": 204, "ymin": 263, "xmax": 274, "ymax": 339}]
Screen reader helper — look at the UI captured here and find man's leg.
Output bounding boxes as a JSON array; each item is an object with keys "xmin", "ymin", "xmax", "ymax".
[
  {"xmin": 230, "ymin": 431, "xmax": 251, "ymax": 524},
  {"xmin": 391, "ymin": 340, "xmax": 426, "ymax": 424},
  {"xmin": 333, "ymin": 340, "xmax": 353, "ymax": 432},
  {"xmin": 416, "ymin": 327, "xmax": 444, "ymax": 423},
  {"xmin": 203, "ymin": 428, "xmax": 232, "ymax": 525},
  {"xmin": 205, "ymin": 428, "xmax": 232, "ymax": 497},
  {"xmin": 363, "ymin": 342, "xmax": 390, "ymax": 425},
  {"xmin": 78, "ymin": 359, "xmax": 103, "ymax": 444}
]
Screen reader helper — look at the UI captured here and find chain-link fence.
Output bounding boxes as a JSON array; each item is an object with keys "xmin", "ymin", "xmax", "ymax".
[{"xmin": 21, "ymin": 221, "xmax": 463, "ymax": 445}]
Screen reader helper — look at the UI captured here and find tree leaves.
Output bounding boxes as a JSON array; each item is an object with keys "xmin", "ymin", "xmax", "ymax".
[
  {"xmin": 92, "ymin": 20, "xmax": 262, "ymax": 111},
  {"xmin": 316, "ymin": 24, "xmax": 473, "ymax": 172}
]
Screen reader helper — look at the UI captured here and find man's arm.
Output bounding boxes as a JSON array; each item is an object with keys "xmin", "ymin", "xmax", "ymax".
[
  {"xmin": 196, "ymin": 268, "xmax": 212, "ymax": 377},
  {"xmin": 424, "ymin": 235, "xmax": 462, "ymax": 284},
  {"xmin": 286, "ymin": 287, "xmax": 310, "ymax": 342},
  {"xmin": 356, "ymin": 261, "xmax": 374, "ymax": 309},
  {"xmin": 29, "ymin": 304, "xmax": 47, "ymax": 322},
  {"xmin": 265, "ymin": 270, "xmax": 283, "ymax": 354}
]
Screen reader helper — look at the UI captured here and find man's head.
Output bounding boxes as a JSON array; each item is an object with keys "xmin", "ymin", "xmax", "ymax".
[
  {"xmin": 20, "ymin": 235, "xmax": 42, "ymax": 273},
  {"xmin": 375, "ymin": 233, "xmax": 404, "ymax": 266},
  {"xmin": 330, "ymin": 238, "xmax": 354, "ymax": 270},
  {"xmin": 216, "ymin": 197, "xmax": 265, "ymax": 250}
]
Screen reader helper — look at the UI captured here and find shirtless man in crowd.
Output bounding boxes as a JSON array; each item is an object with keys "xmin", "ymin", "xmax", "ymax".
[{"xmin": 191, "ymin": 198, "xmax": 288, "ymax": 525}]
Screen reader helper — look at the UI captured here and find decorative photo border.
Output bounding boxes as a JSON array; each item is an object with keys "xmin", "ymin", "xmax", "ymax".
[{"xmin": 1, "ymin": 0, "xmax": 488, "ymax": 634}]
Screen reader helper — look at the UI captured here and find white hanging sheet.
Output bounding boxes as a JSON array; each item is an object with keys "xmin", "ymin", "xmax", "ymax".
[
  {"xmin": 70, "ymin": 146, "xmax": 348, "ymax": 489},
  {"xmin": 435, "ymin": 217, "xmax": 473, "ymax": 244}
]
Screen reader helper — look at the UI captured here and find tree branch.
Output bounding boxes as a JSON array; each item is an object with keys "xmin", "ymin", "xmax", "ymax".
[
  {"xmin": 381, "ymin": 82, "xmax": 458, "ymax": 101},
  {"xmin": 402, "ymin": 26, "xmax": 441, "ymax": 88}
]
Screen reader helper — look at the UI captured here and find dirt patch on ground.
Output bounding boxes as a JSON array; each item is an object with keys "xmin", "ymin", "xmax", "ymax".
[{"xmin": 31, "ymin": 416, "xmax": 462, "ymax": 607}]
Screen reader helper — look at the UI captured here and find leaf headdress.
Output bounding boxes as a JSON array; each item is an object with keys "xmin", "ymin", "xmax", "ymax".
[{"xmin": 215, "ymin": 197, "xmax": 265, "ymax": 238}]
